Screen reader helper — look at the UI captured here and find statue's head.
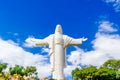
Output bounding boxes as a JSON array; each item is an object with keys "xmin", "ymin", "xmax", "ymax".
[{"xmin": 55, "ymin": 24, "xmax": 62, "ymax": 34}]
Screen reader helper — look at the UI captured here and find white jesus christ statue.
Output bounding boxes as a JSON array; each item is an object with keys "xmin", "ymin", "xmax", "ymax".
[{"xmin": 31, "ymin": 24, "xmax": 87, "ymax": 80}]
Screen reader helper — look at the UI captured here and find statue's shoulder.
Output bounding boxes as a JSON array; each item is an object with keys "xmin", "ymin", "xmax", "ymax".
[
  {"xmin": 48, "ymin": 34, "xmax": 54, "ymax": 37},
  {"xmin": 46, "ymin": 34, "xmax": 55, "ymax": 39},
  {"xmin": 63, "ymin": 35, "xmax": 72, "ymax": 39}
]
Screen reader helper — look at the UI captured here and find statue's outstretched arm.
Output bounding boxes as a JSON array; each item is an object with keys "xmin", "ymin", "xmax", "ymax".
[
  {"xmin": 30, "ymin": 37, "xmax": 49, "ymax": 46},
  {"xmin": 63, "ymin": 35, "xmax": 87, "ymax": 47},
  {"xmin": 69, "ymin": 37, "xmax": 87, "ymax": 46}
]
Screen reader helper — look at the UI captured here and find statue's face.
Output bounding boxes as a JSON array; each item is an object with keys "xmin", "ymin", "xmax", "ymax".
[{"xmin": 55, "ymin": 24, "xmax": 62, "ymax": 34}]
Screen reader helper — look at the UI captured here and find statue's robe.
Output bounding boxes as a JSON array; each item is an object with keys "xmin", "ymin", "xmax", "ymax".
[{"xmin": 33, "ymin": 34, "xmax": 83, "ymax": 79}]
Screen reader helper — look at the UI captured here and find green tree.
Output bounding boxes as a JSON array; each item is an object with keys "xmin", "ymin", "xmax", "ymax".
[
  {"xmin": 0, "ymin": 63, "xmax": 7, "ymax": 73},
  {"xmin": 82, "ymin": 65, "xmax": 97, "ymax": 80},
  {"xmin": 0, "ymin": 63, "xmax": 8, "ymax": 80},
  {"xmin": 9, "ymin": 65, "xmax": 24, "ymax": 76},
  {"xmin": 116, "ymin": 70, "xmax": 120, "ymax": 79},
  {"xmin": 95, "ymin": 68, "xmax": 116, "ymax": 80},
  {"xmin": 72, "ymin": 59, "xmax": 120, "ymax": 80},
  {"xmin": 72, "ymin": 66, "xmax": 97, "ymax": 80},
  {"xmin": 102, "ymin": 59, "xmax": 120, "ymax": 70},
  {"xmin": 24, "ymin": 66, "xmax": 37, "ymax": 77},
  {"xmin": 72, "ymin": 67, "xmax": 80, "ymax": 80}
]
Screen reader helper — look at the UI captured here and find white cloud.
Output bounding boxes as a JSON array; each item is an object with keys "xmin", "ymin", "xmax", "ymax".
[
  {"xmin": 79, "ymin": 34, "xmax": 120, "ymax": 66},
  {"xmin": 98, "ymin": 21, "xmax": 117, "ymax": 32},
  {"xmin": 67, "ymin": 48, "xmax": 84, "ymax": 66},
  {"xmin": 103, "ymin": 0, "xmax": 120, "ymax": 12},
  {"xmin": 64, "ymin": 65, "xmax": 80, "ymax": 78},
  {"xmin": 23, "ymin": 37, "xmax": 37, "ymax": 47},
  {"xmin": 67, "ymin": 20, "xmax": 120, "ymax": 74},
  {"xmin": 41, "ymin": 47, "xmax": 50, "ymax": 53},
  {"xmin": 0, "ymin": 38, "xmax": 51, "ymax": 78}
]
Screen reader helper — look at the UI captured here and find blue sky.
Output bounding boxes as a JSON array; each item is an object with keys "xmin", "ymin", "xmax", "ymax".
[{"xmin": 0, "ymin": 0, "xmax": 120, "ymax": 79}]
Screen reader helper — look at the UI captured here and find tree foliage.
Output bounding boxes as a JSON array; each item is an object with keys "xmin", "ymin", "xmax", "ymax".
[
  {"xmin": 72, "ymin": 59, "xmax": 120, "ymax": 80},
  {"xmin": 0, "ymin": 63, "xmax": 7, "ymax": 73},
  {"xmin": 24, "ymin": 66, "xmax": 37, "ymax": 76},
  {"xmin": 0, "ymin": 63, "xmax": 38, "ymax": 79},
  {"xmin": 9, "ymin": 65, "xmax": 37, "ymax": 77},
  {"xmin": 9, "ymin": 65, "xmax": 24, "ymax": 76},
  {"xmin": 102, "ymin": 59, "xmax": 120, "ymax": 70}
]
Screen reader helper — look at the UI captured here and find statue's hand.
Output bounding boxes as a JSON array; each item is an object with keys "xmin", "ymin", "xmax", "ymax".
[{"xmin": 82, "ymin": 37, "xmax": 87, "ymax": 42}]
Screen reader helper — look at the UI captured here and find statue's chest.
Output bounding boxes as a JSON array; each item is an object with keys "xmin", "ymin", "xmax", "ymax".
[{"xmin": 54, "ymin": 35, "xmax": 64, "ymax": 45}]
